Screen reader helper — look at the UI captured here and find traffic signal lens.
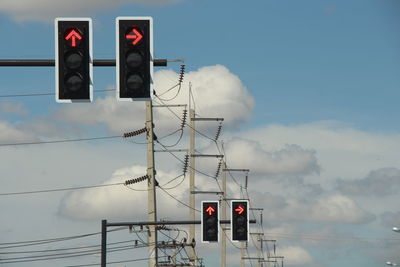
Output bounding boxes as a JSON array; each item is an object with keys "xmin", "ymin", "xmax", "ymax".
[
  {"xmin": 236, "ymin": 228, "xmax": 246, "ymax": 237},
  {"xmin": 126, "ymin": 74, "xmax": 144, "ymax": 91},
  {"xmin": 65, "ymin": 73, "xmax": 83, "ymax": 92},
  {"xmin": 125, "ymin": 27, "xmax": 143, "ymax": 46},
  {"xmin": 64, "ymin": 28, "xmax": 83, "ymax": 47},
  {"xmin": 207, "ymin": 228, "xmax": 217, "ymax": 237},
  {"xmin": 64, "ymin": 51, "xmax": 83, "ymax": 69},
  {"xmin": 236, "ymin": 216, "xmax": 245, "ymax": 226},
  {"xmin": 206, "ymin": 216, "xmax": 216, "ymax": 225},
  {"xmin": 126, "ymin": 51, "xmax": 143, "ymax": 68}
]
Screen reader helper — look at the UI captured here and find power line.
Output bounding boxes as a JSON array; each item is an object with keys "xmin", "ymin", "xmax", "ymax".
[
  {"xmin": 158, "ymin": 186, "xmax": 201, "ymax": 213},
  {"xmin": 64, "ymin": 256, "xmax": 169, "ymax": 267},
  {"xmin": 0, "ymin": 228, "xmax": 125, "ymax": 249},
  {"xmin": 0, "ymin": 244, "xmax": 138, "ymax": 262},
  {"xmin": 0, "ymin": 239, "xmax": 137, "ymax": 255},
  {"xmin": 0, "ymin": 182, "xmax": 124, "ymax": 196},
  {"xmin": 156, "ymin": 140, "xmax": 217, "ymax": 180},
  {"xmin": 0, "ymin": 135, "xmax": 121, "ymax": 147}
]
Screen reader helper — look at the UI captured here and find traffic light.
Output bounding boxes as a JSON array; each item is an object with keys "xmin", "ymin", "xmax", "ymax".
[
  {"xmin": 201, "ymin": 201, "xmax": 219, "ymax": 243},
  {"xmin": 231, "ymin": 200, "xmax": 249, "ymax": 242},
  {"xmin": 116, "ymin": 17, "xmax": 153, "ymax": 101},
  {"xmin": 55, "ymin": 18, "xmax": 93, "ymax": 103}
]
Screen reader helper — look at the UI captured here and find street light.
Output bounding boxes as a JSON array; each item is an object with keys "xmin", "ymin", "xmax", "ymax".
[{"xmin": 393, "ymin": 227, "xmax": 400, "ymax": 233}]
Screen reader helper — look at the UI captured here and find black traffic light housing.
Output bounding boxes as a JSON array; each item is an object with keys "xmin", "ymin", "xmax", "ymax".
[
  {"xmin": 201, "ymin": 201, "xmax": 219, "ymax": 243},
  {"xmin": 231, "ymin": 200, "xmax": 249, "ymax": 242},
  {"xmin": 55, "ymin": 18, "xmax": 93, "ymax": 103},
  {"xmin": 116, "ymin": 17, "xmax": 153, "ymax": 101}
]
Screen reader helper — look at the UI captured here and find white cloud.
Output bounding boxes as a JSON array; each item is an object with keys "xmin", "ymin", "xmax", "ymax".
[
  {"xmin": 276, "ymin": 246, "xmax": 313, "ymax": 265},
  {"xmin": 0, "ymin": 120, "xmax": 36, "ymax": 143},
  {"xmin": 337, "ymin": 168, "xmax": 400, "ymax": 197},
  {"xmin": 222, "ymin": 138, "xmax": 320, "ymax": 176},
  {"xmin": 252, "ymin": 191, "xmax": 374, "ymax": 224},
  {"xmin": 242, "ymin": 121, "xmax": 400, "ymax": 183},
  {"xmin": 58, "ymin": 165, "xmax": 190, "ymax": 220},
  {"xmin": 55, "ymin": 65, "xmax": 255, "ymax": 135},
  {"xmin": 0, "ymin": 0, "xmax": 180, "ymax": 22},
  {"xmin": 0, "ymin": 102, "xmax": 28, "ymax": 116}
]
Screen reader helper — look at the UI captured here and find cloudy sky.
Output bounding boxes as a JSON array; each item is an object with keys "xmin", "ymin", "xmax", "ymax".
[{"xmin": 1, "ymin": 0, "xmax": 400, "ymax": 266}]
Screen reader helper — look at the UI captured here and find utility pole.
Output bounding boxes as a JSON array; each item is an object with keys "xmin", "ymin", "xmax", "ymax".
[
  {"xmin": 241, "ymin": 242, "xmax": 246, "ymax": 267},
  {"xmin": 220, "ymin": 161, "xmax": 227, "ymax": 267},
  {"xmin": 146, "ymin": 101, "xmax": 158, "ymax": 267},
  {"xmin": 188, "ymin": 108, "xmax": 196, "ymax": 265}
]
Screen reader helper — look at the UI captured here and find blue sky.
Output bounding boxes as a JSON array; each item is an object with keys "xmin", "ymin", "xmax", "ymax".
[{"xmin": 0, "ymin": 0, "xmax": 400, "ymax": 267}]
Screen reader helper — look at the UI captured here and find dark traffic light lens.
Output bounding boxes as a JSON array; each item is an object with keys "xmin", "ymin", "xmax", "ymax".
[
  {"xmin": 236, "ymin": 217, "xmax": 245, "ymax": 226},
  {"xmin": 65, "ymin": 73, "xmax": 83, "ymax": 92},
  {"xmin": 206, "ymin": 217, "xmax": 216, "ymax": 226},
  {"xmin": 207, "ymin": 228, "xmax": 217, "ymax": 237},
  {"xmin": 126, "ymin": 51, "xmax": 143, "ymax": 68},
  {"xmin": 236, "ymin": 227, "xmax": 246, "ymax": 237},
  {"xmin": 65, "ymin": 51, "xmax": 83, "ymax": 69},
  {"xmin": 126, "ymin": 74, "xmax": 144, "ymax": 91}
]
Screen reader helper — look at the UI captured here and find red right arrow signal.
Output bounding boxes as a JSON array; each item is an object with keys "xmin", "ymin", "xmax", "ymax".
[
  {"xmin": 126, "ymin": 28, "xmax": 143, "ymax": 45},
  {"xmin": 235, "ymin": 205, "xmax": 245, "ymax": 215},
  {"xmin": 206, "ymin": 206, "xmax": 216, "ymax": 216}
]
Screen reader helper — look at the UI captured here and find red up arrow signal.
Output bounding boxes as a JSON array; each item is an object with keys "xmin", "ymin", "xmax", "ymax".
[
  {"xmin": 205, "ymin": 206, "xmax": 216, "ymax": 216},
  {"xmin": 235, "ymin": 205, "xmax": 245, "ymax": 215},
  {"xmin": 126, "ymin": 28, "xmax": 143, "ymax": 45},
  {"xmin": 65, "ymin": 29, "xmax": 82, "ymax": 47}
]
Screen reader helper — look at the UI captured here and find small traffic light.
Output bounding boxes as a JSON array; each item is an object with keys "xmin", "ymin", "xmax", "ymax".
[
  {"xmin": 55, "ymin": 18, "xmax": 93, "ymax": 103},
  {"xmin": 231, "ymin": 200, "xmax": 249, "ymax": 242},
  {"xmin": 116, "ymin": 17, "xmax": 153, "ymax": 101},
  {"xmin": 201, "ymin": 201, "xmax": 219, "ymax": 243}
]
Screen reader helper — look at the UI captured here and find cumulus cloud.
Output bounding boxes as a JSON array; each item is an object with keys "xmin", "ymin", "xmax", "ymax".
[
  {"xmin": 58, "ymin": 165, "xmax": 190, "ymax": 220},
  {"xmin": 252, "ymin": 191, "xmax": 374, "ymax": 224},
  {"xmin": 0, "ymin": 102, "xmax": 28, "ymax": 116},
  {"xmin": 0, "ymin": 120, "xmax": 36, "ymax": 143},
  {"xmin": 222, "ymin": 138, "xmax": 320, "ymax": 176},
  {"xmin": 55, "ymin": 65, "xmax": 254, "ymax": 134},
  {"xmin": 0, "ymin": 0, "xmax": 180, "ymax": 22},
  {"xmin": 337, "ymin": 168, "xmax": 400, "ymax": 197},
  {"xmin": 242, "ymin": 121, "xmax": 400, "ymax": 184},
  {"xmin": 276, "ymin": 246, "xmax": 313, "ymax": 265}
]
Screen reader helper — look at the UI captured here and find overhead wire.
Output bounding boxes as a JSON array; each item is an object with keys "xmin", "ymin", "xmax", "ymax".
[
  {"xmin": 0, "ymin": 228, "xmax": 125, "ymax": 249},
  {"xmin": 0, "ymin": 182, "xmax": 124, "ymax": 196},
  {"xmin": 0, "ymin": 239, "xmax": 138, "ymax": 255},
  {"xmin": 158, "ymin": 186, "xmax": 201, "ymax": 212},
  {"xmin": 0, "ymin": 135, "xmax": 122, "ymax": 147},
  {"xmin": 63, "ymin": 256, "xmax": 169, "ymax": 267}
]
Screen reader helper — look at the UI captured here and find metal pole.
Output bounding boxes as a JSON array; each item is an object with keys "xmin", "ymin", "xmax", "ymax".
[
  {"xmin": 101, "ymin": 219, "xmax": 107, "ymax": 267},
  {"xmin": 104, "ymin": 219, "xmax": 257, "ymax": 227},
  {"xmin": 146, "ymin": 101, "xmax": 158, "ymax": 267},
  {"xmin": 0, "ymin": 59, "xmax": 168, "ymax": 67},
  {"xmin": 220, "ymin": 161, "xmax": 227, "ymax": 267},
  {"xmin": 189, "ymin": 108, "xmax": 196, "ymax": 265}
]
